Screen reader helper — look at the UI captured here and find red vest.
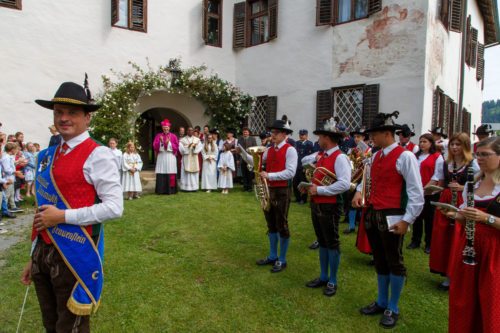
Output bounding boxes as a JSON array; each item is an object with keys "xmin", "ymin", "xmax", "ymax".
[
  {"xmin": 370, "ymin": 146, "xmax": 406, "ymax": 210},
  {"xmin": 266, "ymin": 143, "xmax": 292, "ymax": 187},
  {"xmin": 32, "ymin": 138, "xmax": 100, "ymax": 244},
  {"xmin": 401, "ymin": 141, "xmax": 416, "ymax": 153},
  {"xmin": 311, "ymin": 149, "xmax": 341, "ymax": 204},
  {"xmin": 419, "ymin": 152, "xmax": 440, "ymax": 187}
]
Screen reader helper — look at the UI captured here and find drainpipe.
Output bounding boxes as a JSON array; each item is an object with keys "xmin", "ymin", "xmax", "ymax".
[{"xmin": 457, "ymin": 0, "xmax": 468, "ymax": 115}]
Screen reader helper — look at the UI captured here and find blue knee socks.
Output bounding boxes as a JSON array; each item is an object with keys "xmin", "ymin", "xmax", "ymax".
[
  {"xmin": 388, "ymin": 274, "xmax": 405, "ymax": 314},
  {"xmin": 278, "ymin": 236, "xmax": 290, "ymax": 264},
  {"xmin": 319, "ymin": 247, "xmax": 328, "ymax": 281},
  {"xmin": 376, "ymin": 274, "xmax": 390, "ymax": 308},
  {"xmin": 268, "ymin": 233, "xmax": 278, "ymax": 260},
  {"xmin": 348, "ymin": 209, "xmax": 357, "ymax": 230},
  {"xmin": 327, "ymin": 249, "xmax": 341, "ymax": 285}
]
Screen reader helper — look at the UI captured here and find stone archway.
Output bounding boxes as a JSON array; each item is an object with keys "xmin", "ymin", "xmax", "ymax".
[{"xmin": 134, "ymin": 90, "xmax": 209, "ymax": 169}]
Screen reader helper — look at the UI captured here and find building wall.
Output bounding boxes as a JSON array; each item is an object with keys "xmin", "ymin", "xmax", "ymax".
[
  {"xmin": 234, "ymin": 0, "xmax": 429, "ymax": 137},
  {"xmin": 0, "ymin": 0, "xmax": 236, "ymax": 145}
]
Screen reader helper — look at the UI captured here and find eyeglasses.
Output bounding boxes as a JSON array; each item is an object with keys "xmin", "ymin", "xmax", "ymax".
[{"xmin": 476, "ymin": 152, "xmax": 497, "ymax": 158}]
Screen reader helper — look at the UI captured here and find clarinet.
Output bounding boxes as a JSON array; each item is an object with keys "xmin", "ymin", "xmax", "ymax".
[
  {"xmin": 450, "ymin": 162, "xmax": 458, "ymax": 207},
  {"xmin": 462, "ymin": 166, "xmax": 477, "ymax": 265}
]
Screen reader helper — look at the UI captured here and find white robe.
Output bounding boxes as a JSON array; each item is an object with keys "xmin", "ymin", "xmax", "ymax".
[
  {"xmin": 122, "ymin": 152, "xmax": 143, "ymax": 192},
  {"xmin": 155, "ymin": 141, "xmax": 177, "ymax": 174},
  {"xmin": 218, "ymin": 151, "xmax": 235, "ymax": 189},
  {"xmin": 202, "ymin": 145, "xmax": 218, "ymax": 190},
  {"xmin": 179, "ymin": 136, "xmax": 203, "ymax": 191}
]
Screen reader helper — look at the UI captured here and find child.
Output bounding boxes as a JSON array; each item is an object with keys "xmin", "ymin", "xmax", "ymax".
[
  {"xmin": 201, "ymin": 134, "xmax": 218, "ymax": 193},
  {"xmin": 217, "ymin": 143, "xmax": 235, "ymax": 194},
  {"xmin": 23, "ymin": 142, "xmax": 37, "ymax": 197},
  {"xmin": 122, "ymin": 141, "xmax": 143, "ymax": 200},
  {"xmin": 1, "ymin": 143, "xmax": 21, "ymax": 212}
]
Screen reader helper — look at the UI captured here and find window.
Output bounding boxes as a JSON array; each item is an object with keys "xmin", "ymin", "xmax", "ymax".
[
  {"xmin": 233, "ymin": 0, "xmax": 278, "ymax": 49},
  {"xmin": 316, "ymin": 0, "xmax": 380, "ymax": 26},
  {"xmin": 439, "ymin": 0, "xmax": 463, "ymax": 32},
  {"xmin": 465, "ymin": 17, "xmax": 478, "ymax": 68},
  {"xmin": 476, "ymin": 43, "xmax": 485, "ymax": 81},
  {"xmin": 111, "ymin": 0, "xmax": 147, "ymax": 32},
  {"xmin": 203, "ymin": 0, "xmax": 223, "ymax": 47},
  {"xmin": 432, "ymin": 87, "xmax": 466, "ymax": 137},
  {"xmin": 0, "ymin": 0, "xmax": 21, "ymax": 10},
  {"xmin": 248, "ymin": 96, "xmax": 277, "ymax": 134},
  {"xmin": 316, "ymin": 84, "xmax": 379, "ymax": 130}
]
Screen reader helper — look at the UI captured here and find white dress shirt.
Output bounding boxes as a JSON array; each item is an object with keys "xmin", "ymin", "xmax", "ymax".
[
  {"xmin": 417, "ymin": 153, "xmax": 445, "ymax": 182},
  {"xmin": 357, "ymin": 142, "xmax": 424, "ymax": 224},
  {"xmin": 263, "ymin": 139, "xmax": 298, "ymax": 181},
  {"xmin": 59, "ymin": 131, "xmax": 124, "ymax": 226},
  {"xmin": 301, "ymin": 146, "xmax": 351, "ymax": 196}
]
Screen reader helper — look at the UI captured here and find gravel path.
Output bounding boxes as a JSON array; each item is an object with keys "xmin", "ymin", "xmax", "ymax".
[{"xmin": 0, "ymin": 211, "xmax": 34, "ymax": 267}]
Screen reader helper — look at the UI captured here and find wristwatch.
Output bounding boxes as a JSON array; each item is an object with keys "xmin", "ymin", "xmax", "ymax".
[{"xmin": 486, "ymin": 215, "xmax": 496, "ymax": 225}]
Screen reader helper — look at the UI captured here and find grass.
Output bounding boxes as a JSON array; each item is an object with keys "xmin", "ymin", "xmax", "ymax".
[{"xmin": 0, "ymin": 187, "xmax": 448, "ymax": 332}]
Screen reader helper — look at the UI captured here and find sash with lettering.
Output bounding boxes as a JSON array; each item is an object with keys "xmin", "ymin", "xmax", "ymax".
[{"xmin": 35, "ymin": 144, "xmax": 104, "ymax": 315}]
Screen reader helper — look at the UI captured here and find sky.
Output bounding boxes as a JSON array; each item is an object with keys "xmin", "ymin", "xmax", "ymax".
[{"xmin": 483, "ymin": 6, "xmax": 500, "ymax": 102}]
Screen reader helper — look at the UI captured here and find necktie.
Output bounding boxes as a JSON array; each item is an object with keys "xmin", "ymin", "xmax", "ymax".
[
  {"xmin": 324, "ymin": 152, "xmax": 328, "ymax": 157},
  {"xmin": 60, "ymin": 143, "xmax": 70, "ymax": 156}
]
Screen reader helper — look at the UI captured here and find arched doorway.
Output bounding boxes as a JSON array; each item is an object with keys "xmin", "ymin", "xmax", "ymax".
[{"xmin": 137, "ymin": 108, "xmax": 190, "ymax": 169}]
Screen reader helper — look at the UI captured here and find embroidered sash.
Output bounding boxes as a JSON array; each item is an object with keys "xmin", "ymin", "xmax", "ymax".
[{"xmin": 35, "ymin": 145, "xmax": 104, "ymax": 315}]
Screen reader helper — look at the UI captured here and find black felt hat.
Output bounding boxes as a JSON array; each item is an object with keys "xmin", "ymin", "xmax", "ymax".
[
  {"xmin": 268, "ymin": 115, "xmax": 293, "ymax": 134},
  {"xmin": 429, "ymin": 126, "xmax": 448, "ymax": 139},
  {"xmin": 350, "ymin": 127, "xmax": 369, "ymax": 138},
  {"xmin": 396, "ymin": 124, "xmax": 415, "ymax": 137},
  {"xmin": 365, "ymin": 111, "xmax": 402, "ymax": 133},
  {"xmin": 472, "ymin": 124, "xmax": 494, "ymax": 136},
  {"xmin": 313, "ymin": 117, "xmax": 345, "ymax": 137},
  {"xmin": 35, "ymin": 81, "xmax": 100, "ymax": 112}
]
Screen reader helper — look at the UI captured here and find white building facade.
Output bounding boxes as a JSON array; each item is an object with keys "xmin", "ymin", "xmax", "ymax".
[{"xmin": 0, "ymin": 0, "xmax": 498, "ymax": 147}]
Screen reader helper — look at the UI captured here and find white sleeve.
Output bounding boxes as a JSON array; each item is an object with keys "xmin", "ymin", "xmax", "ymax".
[
  {"xmin": 431, "ymin": 155, "xmax": 445, "ymax": 181},
  {"xmin": 301, "ymin": 152, "xmax": 319, "ymax": 167},
  {"xmin": 396, "ymin": 151, "xmax": 424, "ymax": 224},
  {"xmin": 136, "ymin": 154, "xmax": 143, "ymax": 171},
  {"xmin": 317, "ymin": 154, "xmax": 352, "ymax": 196},
  {"xmin": 64, "ymin": 146, "xmax": 124, "ymax": 225}
]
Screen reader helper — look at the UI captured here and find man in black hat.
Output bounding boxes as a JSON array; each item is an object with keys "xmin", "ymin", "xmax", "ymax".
[
  {"xmin": 301, "ymin": 118, "xmax": 351, "ymax": 296},
  {"xmin": 293, "ymin": 129, "xmax": 314, "ymax": 204},
  {"xmin": 430, "ymin": 126, "xmax": 449, "ymax": 159},
  {"xmin": 352, "ymin": 112, "xmax": 423, "ymax": 329},
  {"xmin": 473, "ymin": 124, "xmax": 494, "ymax": 153},
  {"xmin": 238, "ymin": 127, "xmax": 257, "ymax": 192},
  {"xmin": 20, "ymin": 81, "xmax": 123, "ymax": 332},
  {"xmin": 239, "ymin": 119, "xmax": 297, "ymax": 273},
  {"xmin": 396, "ymin": 124, "xmax": 418, "ymax": 154}
]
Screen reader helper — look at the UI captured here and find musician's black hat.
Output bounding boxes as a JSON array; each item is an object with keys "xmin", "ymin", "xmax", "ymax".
[
  {"xmin": 350, "ymin": 127, "xmax": 369, "ymax": 139},
  {"xmin": 35, "ymin": 78, "xmax": 100, "ymax": 112},
  {"xmin": 396, "ymin": 124, "xmax": 415, "ymax": 137},
  {"xmin": 314, "ymin": 117, "xmax": 345, "ymax": 138},
  {"xmin": 365, "ymin": 111, "xmax": 402, "ymax": 133},
  {"xmin": 268, "ymin": 115, "xmax": 293, "ymax": 134},
  {"xmin": 429, "ymin": 126, "xmax": 448, "ymax": 139},
  {"xmin": 472, "ymin": 124, "xmax": 494, "ymax": 136}
]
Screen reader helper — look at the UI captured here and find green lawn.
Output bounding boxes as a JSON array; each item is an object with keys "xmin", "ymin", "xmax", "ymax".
[{"xmin": 0, "ymin": 188, "xmax": 448, "ymax": 332}]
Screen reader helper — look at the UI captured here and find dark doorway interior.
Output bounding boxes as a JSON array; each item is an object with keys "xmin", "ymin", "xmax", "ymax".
[{"xmin": 137, "ymin": 108, "xmax": 190, "ymax": 169}]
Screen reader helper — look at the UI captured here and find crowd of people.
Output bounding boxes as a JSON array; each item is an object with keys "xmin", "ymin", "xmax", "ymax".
[{"xmin": 6, "ymin": 79, "xmax": 498, "ymax": 332}]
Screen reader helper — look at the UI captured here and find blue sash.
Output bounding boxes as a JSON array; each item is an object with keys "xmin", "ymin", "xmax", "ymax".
[{"xmin": 35, "ymin": 145, "xmax": 104, "ymax": 315}]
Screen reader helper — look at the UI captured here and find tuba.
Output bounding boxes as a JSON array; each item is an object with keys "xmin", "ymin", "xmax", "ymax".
[
  {"xmin": 247, "ymin": 146, "xmax": 271, "ymax": 212},
  {"xmin": 348, "ymin": 147, "xmax": 365, "ymax": 191}
]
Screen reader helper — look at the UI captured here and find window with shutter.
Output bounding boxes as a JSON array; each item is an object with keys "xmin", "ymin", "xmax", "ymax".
[
  {"xmin": 204, "ymin": 0, "xmax": 223, "ymax": 47},
  {"xmin": 449, "ymin": 0, "xmax": 462, "ymax": 32},
  {"xmin": 316, "ymin": 90, "xmax": 333, "ymax": 130},
  {"xmin": 476, "ymin": 43, "xmax": 485, "ymax": 81},
  {"xmin": 469, "ymin": 27, "xmax": 478, "ymax": 68},
  {"xmin": 248, "ymin": 95, "xmax": 278, "ymax": 133},
  {"xmin": 333, "ymin": 86, "xmax": 364, "ymax": 130},
  {"xmin": 448, "ymin": 100, "xmax": 458, "ymax": 137},
  {"xmin": 233, "ymin": 2, "xmax": 246, "ymax": 48},
  {"xmin": 111, "ymin": 0, "xmax": 147, "ymax": 32},
  {"xmin": 362, "ymin": 84, "xmax": 379, "ymax": 129},
  {"xmin": 245, "ymin": 0, "xmax": 279, "ymax": 46},
  {"xmin": 465, "ymin": 16, "xmax": 472, "ymax": 64},
  {"xmin": 461, "ymin": 109, "xmax": 471, "ymax": 134},
  {"xmin": 432, "ymin": 87, "xmax": 443, "ymax": 129},
  {"xmin": 317, "ymin": 0, "xmax": 380, "ymax": 26},
  {"xmin": 268, "ymin": 0, "xmax": 278, "ymax": 40},
  {"xmin": 0, "ymin": 0, "xmax": 21, "ymax": 10}
]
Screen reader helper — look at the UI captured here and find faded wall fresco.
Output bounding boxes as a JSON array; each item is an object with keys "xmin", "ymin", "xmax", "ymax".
[{"xmin": 334, "ymin": 4, "xmax": 426, "ymax": 79}]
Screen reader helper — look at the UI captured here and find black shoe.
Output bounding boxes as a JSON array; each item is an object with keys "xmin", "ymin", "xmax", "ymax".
[
  {"xmin": 256, "ymin": 258, "xmax": 277, "ymax": 266},
  {"xmin": 437, "ymin": 282, "xmax": 449, "ymax": 291},
  {"xmin": 406, "ymin": 242, "xmax": 420, "ymax": 250},
  {"xmin": 343, "ymin": 228, "xmax": 355, "ymax": 234},
  {"xmin": 424, "ymin": 246, "xmax": 431, "ymax": 254},
  {"xmin": 379, "ymin": 310, "xmax": 399, "ymax": 329},
  {"xmin": 270, "ymin": 261, "xmax": 287, "ymax": 273},
  {"xmin": 323, "ymin": 283, "xmax": 337, "ymax": 297},
  {"xmin": 360, "ymin": 302, "xmax": 386, "ymax": 315},
  {"xmin": 308, "ymin": 241, "xmax": 319, "ymax": 250},
  {"xmin": 305, "ymin": 278, "xmax": 328, "ymax": 288},
  {"xmin": 2, "ymin": 212, "xmax": 16, "ymax": 218}
]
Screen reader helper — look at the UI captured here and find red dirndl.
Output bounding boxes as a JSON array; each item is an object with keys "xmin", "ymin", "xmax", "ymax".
[
  {"xmin": 429, "ymin": 188, "xmax": 463, "ymax": 276},
  {"xmin": 448, "ymin": 221, "xmax": 500, "ymax": 333},
  {"xmin": 356, "ymin": 208, "xmax": 372, "ymax": 254}
]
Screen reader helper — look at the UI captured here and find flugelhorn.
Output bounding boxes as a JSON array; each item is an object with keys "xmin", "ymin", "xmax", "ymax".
[
  {"xmin": 247, "ymin": 146, "xmax": 271, "ymax": 212},
  {"xmin": 304, "ymin": 163, "xmax": 337, "ymax": 186}
]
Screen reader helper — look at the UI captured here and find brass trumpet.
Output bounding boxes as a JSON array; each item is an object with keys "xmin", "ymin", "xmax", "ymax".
[
  {"xmin": 247, "ymin": 146, "xmax": 271, "ymax": 212},
  {"xmin": 304, "ymin": 164, "xmax": 337, "ymax": 186}
]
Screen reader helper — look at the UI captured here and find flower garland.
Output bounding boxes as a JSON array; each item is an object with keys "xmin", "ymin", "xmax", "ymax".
[{"xmin": 90, "ymin": 59, "xmax": 254, "ymax": 147}]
